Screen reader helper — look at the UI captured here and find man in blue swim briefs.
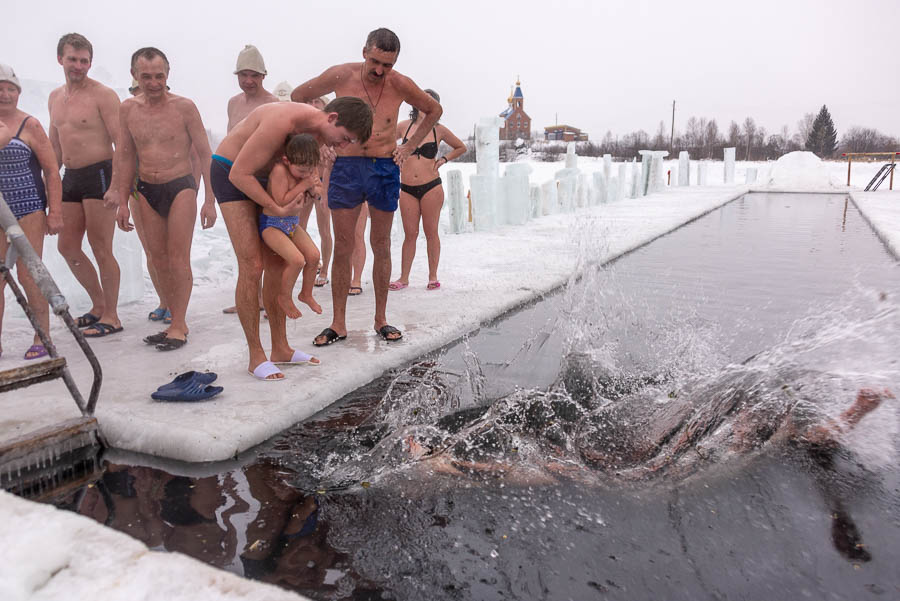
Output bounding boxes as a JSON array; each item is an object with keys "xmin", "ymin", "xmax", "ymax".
[
  {"xmin": 292, "ymin": 27, "xmax": 442, "ymax": 347},
  {"xmin": 104, "ymin": 47, "xmax": 216, "ymax": 351}
]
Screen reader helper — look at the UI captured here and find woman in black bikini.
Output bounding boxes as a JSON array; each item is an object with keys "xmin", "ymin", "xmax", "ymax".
[{"xmin": 390, "ymin": 89, "xmax": 466, "ymax": 291}]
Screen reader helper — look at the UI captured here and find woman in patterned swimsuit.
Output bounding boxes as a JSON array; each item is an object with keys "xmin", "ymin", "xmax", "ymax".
[
  {"xmin": 390, "ymin": 89, "xmax": 467, "ymax": 291},
  {"xmin": 0, "ymin": 64, "xmax": 64, "ymax": 360}
]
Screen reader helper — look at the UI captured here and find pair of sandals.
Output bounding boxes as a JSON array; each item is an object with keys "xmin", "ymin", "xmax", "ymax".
[
  {"xmin": 249, "ymin": 350, "xmax": 320, "ymax": 381},
  {"xmin": 313, "ymin": 325, "xmax": 403, "ymax": 346},
  {"xmin": 389, "ymin": 280, "xmax": 441, "ymax": 291},
  {"xmin": 148, "ymin": 307, "xmax": 172, "ymax": 323},
  {"xmin": 151, "ymin": 371, "xmax": 222, "ymax": 402},
  {"xmin": 144, "ymin": 330, "xmax": 187, "ymax": 351},
  {"xmin": 76, "ymin": 312, "xmax": 124, "ymax": 338}
]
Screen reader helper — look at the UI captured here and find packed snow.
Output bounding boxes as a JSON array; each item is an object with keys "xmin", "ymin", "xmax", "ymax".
[{"xmin": 0, "ymin": 490, "xmax": 308, "ymax": 601}]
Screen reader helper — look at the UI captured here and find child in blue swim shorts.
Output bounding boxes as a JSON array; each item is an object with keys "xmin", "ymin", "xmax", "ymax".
[{"xmin": 261, "ymin": 134, "xmax": 324, "ymax": 319}]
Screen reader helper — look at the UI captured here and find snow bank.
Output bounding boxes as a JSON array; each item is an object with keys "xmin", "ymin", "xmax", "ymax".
[
  {"xmin": 764, "ymin": 151, "xmax": 842, "ymax": 190},
  {"xmin": 0, "ymin": 491, "xmax": 307, "ymax": 601}
]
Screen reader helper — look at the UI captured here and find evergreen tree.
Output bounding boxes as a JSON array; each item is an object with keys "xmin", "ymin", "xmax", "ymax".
[{"xmin": 805, "ymin": 105, "xmax": 838, "ymax": 158}]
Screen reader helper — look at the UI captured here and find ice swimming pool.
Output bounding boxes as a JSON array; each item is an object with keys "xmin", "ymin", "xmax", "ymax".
[{"xmin": 54, "ymin": 193, "xmax": 900, "ymax": 600}]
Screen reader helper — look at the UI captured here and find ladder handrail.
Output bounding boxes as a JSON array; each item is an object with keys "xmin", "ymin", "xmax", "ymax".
[{"xmin": 0, "ymin": 191, "xmax": 102, "ymax": 415}]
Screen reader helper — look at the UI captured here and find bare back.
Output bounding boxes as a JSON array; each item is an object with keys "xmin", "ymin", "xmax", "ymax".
[
  {"xmin": 48, "ymin": 78, "xmax": 119, "ymax": 168},
  {"xmin": 122, "ymin": 93, "xmax": 195, "ymax": 183}
]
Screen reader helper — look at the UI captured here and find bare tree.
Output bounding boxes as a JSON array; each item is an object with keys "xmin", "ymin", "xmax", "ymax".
[
  {"xmin": 795, "ymin": 112, "xmax": 815, "ymax": 148},
  {"xmin": 742, "ymin": 117, "xmax": 757, "ymax": 160}
]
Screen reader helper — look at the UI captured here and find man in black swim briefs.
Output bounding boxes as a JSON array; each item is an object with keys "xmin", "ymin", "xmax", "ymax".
[
  {"xmin": 48, "ymin": 33, "xmax": 124, "ymax": 336},
  {"xmin": 291, "ymin": 28, "xmax": 442, "ymax": 346},
  {"xmin": 104, "ymin": 47, "xmax": 216, "ymax": 351}
]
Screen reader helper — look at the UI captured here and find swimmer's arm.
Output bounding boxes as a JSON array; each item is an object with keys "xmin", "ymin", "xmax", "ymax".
[
  {"xmin": 0, "ymin": 120, "xmax": 10, "ymax": 148},
  {"xmin": 436, "ymin": 125, "xmax": 467, "ymax": 164},
  {"xmin": 97, "ymin": 86, "xmax": 122, "ymax": 151},
  {"xmin": 230, "ymin": 125, "xmax": 304, "ymax": 216},
  {"xmin": 290, "ymin": 65, "xmax": 342, "ymax": 103}
]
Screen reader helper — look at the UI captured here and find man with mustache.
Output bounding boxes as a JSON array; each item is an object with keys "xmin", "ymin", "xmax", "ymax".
[{"xmin": 292, "ymin": 27, "xmax": 442, "ymax": 347}]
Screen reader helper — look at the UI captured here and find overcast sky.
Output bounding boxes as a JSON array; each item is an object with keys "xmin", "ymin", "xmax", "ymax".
[{"xmin": 6, "ymin": 0, "xmax": 899, "ymax": 142}]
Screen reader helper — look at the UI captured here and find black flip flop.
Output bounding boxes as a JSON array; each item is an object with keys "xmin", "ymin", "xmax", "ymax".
[
  {"xmin": 76, "ymin": 312, "xmax": 100, "ymax": 328},
  {"xmin": 83, "ymin": 323, "xmax": 124, "ymax": 338},
  {"xmin": 348, "ymin": 286, "xmax": 363, "ymax": 296},
  {"xmin": 156, "ymin": 337, "xmax": 187, "ymax": 352},
  {"xmin": 377, "ymin": 325, "xmax": 403, "ymax": 342},
  {"xmin": 144, "ymin": 331, "xmax": 169, "ymax": 345},
  {"xmin": 314, "ymin": 327, "xmax": 347, "ymax": 347}
]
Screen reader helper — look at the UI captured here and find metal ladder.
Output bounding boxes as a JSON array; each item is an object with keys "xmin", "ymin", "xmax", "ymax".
[
  {"xmin": 0, "ymin": 191, "xmax": 104, "ymax": 499},
  {"xmin": 864, "ymin": 163, "xmax": 897, "ymax": 191}
]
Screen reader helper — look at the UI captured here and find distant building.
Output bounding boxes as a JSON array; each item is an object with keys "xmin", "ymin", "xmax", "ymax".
[
  {"xmin": 499, "ymin": 79, "xmax": 531, "ymax": 141},
  {"xmin": 544, "ymin": 124, "xmax": 588, "ymax": 142}
]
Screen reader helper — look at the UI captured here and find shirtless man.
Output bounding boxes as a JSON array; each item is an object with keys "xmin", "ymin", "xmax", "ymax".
[
  {"xmin": 291, "ymin": 28, "xmax": 442, "ymax": 347},
  {"xmin": 222, "ymin": 45, "xmax": 278, "ymax": 315},
  {"xmin": 104, "ymin": 47, "xmax": 216, "ymax": 351},
  {"xmin": 211, "ymin": 98, "xmax": 372, "ymax": 380},
  {"xmin": 48, "ymin": 33, "xmax": 123, "ymax": 337}
]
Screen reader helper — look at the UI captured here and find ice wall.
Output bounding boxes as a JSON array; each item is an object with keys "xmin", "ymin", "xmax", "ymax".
[
  {"xmin": 745, "ymin": 167, "xmax": 758, "ymax": 185},
  {"xmin": 723, "ymin": 147, "xmax": 736, "ymax": 184},
  {"xmin": 446, "ymin": 169, "xmax": 466, "ymax": 233},
  {"xmin": 566, "ymin": 143, "xmax": 577, "ymax": 169},
  {"xmin": 503, "ymin": 163, "xmax": 532, "ymax": 225},
  {"xmin": 697, "ymin": 161, "xmax": 708, "ymax": 186},
  {"xmin": 593, "ymin": 172, "xmax": 607, "ymax": 205},
  {"xmin": 470, "ymin": 117, "xmax": 505, "ymax": 231},
  {"xmin": 678, "ymin": 151, "xmax": 690, "ymax": 186}
]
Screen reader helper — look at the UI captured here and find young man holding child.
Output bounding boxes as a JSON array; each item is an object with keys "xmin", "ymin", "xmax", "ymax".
[{"xmin": 212, "ymin": 97, "xmax": 372, "ymax": 380}]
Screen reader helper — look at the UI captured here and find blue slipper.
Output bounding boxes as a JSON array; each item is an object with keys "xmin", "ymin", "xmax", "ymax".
[
  {"xmin": 156, "ymin": 371, "xmax": 217, "ymax": 392},
  {"xmin": 148, "ymin": 308, "xmax": 167, "ymax": 321},
  {"xmin": 151, "ymin": 376, "xmax": 223, "ymax": 402}
]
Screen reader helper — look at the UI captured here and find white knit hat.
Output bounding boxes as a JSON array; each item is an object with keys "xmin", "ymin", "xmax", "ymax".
[
  {"xmin": 0, "ymin": 63, "xmax": 22, "ymax": 91},
  {"xmin": 234, "ymin": 45, "xmax": 266, "ymax": 75}
]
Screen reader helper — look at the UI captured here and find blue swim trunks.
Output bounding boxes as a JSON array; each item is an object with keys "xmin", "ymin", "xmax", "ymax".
[
  {"xmin": 259, "ymin": 214, "xmax": 300, "ymax": 238},
  {"xmin": 328, "ymin": 156, "xmax": 400, "ymax": 213}
]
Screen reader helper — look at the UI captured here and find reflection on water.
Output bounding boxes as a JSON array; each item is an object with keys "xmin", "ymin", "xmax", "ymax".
[{"xmin": 54, "ymin": 194, "xmax": 900, "ymax": 600}]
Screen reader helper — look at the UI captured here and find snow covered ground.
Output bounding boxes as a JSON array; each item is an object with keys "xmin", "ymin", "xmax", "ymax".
[{"xmin": 0, "ymin": 490, "xmax": 308, "ymax": 601}]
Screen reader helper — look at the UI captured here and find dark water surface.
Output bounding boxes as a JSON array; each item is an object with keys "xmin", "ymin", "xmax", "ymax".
[{"xmin": 53, "ymin": 194, "xmax": 900, "ymax": 600}]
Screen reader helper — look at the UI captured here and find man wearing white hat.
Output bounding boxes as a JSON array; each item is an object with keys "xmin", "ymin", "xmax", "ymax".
[
  {"xmin": 222, "ymin": 45, "xmax": 278, "ymax": 315},
  {"xmin": 227, "ymin": 45, "xmax": 277, "ymax": 132}
]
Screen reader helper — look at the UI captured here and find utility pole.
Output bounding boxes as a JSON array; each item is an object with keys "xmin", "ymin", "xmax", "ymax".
[{"xmin": 669, "ymin": 100, "xmax": 675, "ymax": 153}]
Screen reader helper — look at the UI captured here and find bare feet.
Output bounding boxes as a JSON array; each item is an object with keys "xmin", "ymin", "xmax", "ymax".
[
  {"xmin": 297, "ymin": 292, "xmax": 322, "ymax": 314},
  {"xmin": 277, "ymin": 294, "xmax": 302, "ymax": 319}
]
